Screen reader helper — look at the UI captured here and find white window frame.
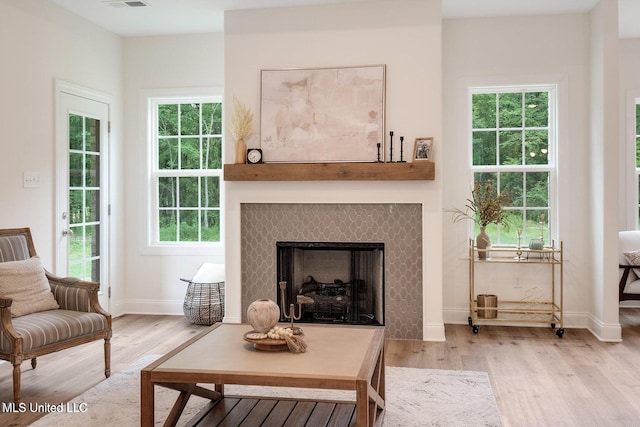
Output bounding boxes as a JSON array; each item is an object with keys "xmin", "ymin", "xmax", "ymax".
[
  {"xmin": 464, "ymin": 81, "xmax": 560, "ymax": 246},
  {"xmin": 636, "ymin": 100, "xmax": 640, "ymax": 230},
  {"xmin": 625, "ymin": 92, "xmax": 640, "ymax": 230},
  {"xmin": 139, "ymin": 87, "xmax": 225, "ymax": 257}
]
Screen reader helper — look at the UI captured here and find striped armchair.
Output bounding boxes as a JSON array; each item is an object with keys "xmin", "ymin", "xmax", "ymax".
[{"xmin": 0, "ymin": 228, "xmax": 111, "ymax": 403}]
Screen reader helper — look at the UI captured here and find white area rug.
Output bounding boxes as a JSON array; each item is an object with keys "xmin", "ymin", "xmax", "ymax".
[{"xmin": 33, "ymin": 355, "xmax": 502, "ymax": 426}]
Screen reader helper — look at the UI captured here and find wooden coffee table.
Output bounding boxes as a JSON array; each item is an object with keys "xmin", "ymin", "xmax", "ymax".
[{"xmin": 140, "ymin": 323, "xmax": 385, "ymax": 426}]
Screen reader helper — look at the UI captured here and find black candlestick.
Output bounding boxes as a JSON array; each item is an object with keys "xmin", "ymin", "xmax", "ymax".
[
  {"xmin": 377, "ymin": 143, "xmax": 382, "ymax": 162},
  {"xmin": 389, "ymin": 131, "xmax": 394, "ymax": 162},
  {"xmin": 400, "ymin": 136, "xmax": 405, "ymax": 163}
]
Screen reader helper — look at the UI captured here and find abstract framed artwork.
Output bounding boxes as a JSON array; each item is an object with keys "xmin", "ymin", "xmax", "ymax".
[{"xmin": 260, "ymin": 65, "xmax": 386, "ymax": 163}]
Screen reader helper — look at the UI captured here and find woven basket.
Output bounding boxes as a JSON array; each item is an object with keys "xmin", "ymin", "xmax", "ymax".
[{"xmin": 182, "ymin": 281, "xmax": 225, "ymax": 325}]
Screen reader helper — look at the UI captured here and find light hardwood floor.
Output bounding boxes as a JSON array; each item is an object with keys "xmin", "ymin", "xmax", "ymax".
[{"xmin": 1, "ymin": 310, "xmax": 640, "ymax": 426}]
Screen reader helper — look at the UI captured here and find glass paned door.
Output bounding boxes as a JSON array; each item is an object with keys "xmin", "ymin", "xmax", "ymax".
[
  {"xmin": 68, "ymin": 114, "xmax": 102, "ymax": 282},
  {"xmin": 57, "ymin": 89, "xmax": 109, "ymax": 310}
]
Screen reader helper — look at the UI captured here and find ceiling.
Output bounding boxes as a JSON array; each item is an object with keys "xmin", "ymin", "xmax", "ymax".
[{"xmin": 46, "ymin": 0, "xmax": 640, "ymax": 38}]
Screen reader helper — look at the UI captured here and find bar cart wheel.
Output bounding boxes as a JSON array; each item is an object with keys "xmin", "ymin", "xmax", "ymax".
[
  {"xmin": 472, "ymin": 325, "xmax": 479, "ymax": 334},
  {"xmin": 555, "ymin": 328, "xmax": 564, "ymax": 338}
]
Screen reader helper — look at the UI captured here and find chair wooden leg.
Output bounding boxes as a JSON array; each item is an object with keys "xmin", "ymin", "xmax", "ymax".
[
  {"xmin": 13, "ymin": 362, "xmax": 21, "ymax": 404},
  {"xmin": 104, "ymin": 337, "xmax": 111, "ymax": 378},
  {"xmin": 31, "ymin": 358, "xmax": 37, "ymax": 369}
]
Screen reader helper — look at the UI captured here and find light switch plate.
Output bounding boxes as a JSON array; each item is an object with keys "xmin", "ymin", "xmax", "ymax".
[{"xmin": 23, "ymin": 172, "xmax": 41, "ymax": 188}]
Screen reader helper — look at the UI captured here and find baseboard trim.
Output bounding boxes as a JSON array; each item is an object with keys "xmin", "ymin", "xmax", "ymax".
[
  {"xmin": 115, "ymin": 299, "xmax": 184, "ymax": 317},
  {"xmin": 586, "ymin": 314, "xmax": 622, "ymax": 342},
  {"xmin": 112, "ymin": 303, "xmax": 621, "ymax": 341},
  {"xmin": 423, "ymin": 322, "xmax": 446, "ymax": 342}
]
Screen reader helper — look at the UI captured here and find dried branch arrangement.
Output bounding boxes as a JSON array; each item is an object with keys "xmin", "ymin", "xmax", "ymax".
[{"xmin": 449, "ymin": 181, "xmax": 511, "ymax": 227}]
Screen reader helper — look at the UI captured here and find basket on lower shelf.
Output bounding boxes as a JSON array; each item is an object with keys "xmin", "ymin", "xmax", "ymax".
[
  {"xmin": 477, "ymin": 294, "xmax": 498, "ymax": 319},
  {"xmin": 181, "ymin": 263, "xmax": 225, "ymax": 326}
]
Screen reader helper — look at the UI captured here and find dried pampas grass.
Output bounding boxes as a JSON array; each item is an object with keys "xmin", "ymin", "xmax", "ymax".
[{"xmin": 230, "ymin": 97, "xmax": 253, "ymax": 140}]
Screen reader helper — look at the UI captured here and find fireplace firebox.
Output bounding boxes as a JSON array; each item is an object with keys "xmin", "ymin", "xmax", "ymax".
[{"xmin": 276, "ymin": 241, "xmax": 384, "ymax": 326}]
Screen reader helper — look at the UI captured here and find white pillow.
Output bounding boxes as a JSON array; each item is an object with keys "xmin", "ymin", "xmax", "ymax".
[
  {"xmin": 623, "ymin": 250, "xmax": 640, "ymax": 280},
  {"xmin": 0, "ymin": 256, "xmax": 59, "ymax": 317}
]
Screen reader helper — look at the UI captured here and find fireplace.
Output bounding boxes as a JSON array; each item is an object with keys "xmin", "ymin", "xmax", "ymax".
[
  {"xmin": 277, "ymin": 241, "xmax": 384, "ymax": 326},
  {"xmin": 239, "ymin": 203, "xmax": 424, "ymax": 339}
]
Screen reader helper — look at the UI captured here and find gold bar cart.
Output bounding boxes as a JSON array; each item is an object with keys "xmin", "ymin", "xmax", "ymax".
[{"xmin": 468, "ymin": 239, "xmax": 564, "ymax": 338}]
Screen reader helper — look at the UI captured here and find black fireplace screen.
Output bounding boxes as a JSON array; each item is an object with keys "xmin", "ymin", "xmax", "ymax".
[{"xmin": 276, "ymin": 241, "xmax": 384, "ymax": 326}]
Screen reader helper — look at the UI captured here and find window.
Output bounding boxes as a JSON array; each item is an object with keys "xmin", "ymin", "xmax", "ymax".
[
  {"xmin": 470, "ymin": 85, "xmax": 557, "ymax": 245},
  {"xmin": 68, "ymin": 113, "xmax": 102, "ymax": 281},
  {"xmin": 636, "ymin": 102, "xmax": 640, "ymax": 229},
  {"xmin": 149, "ymin": 96, "xmax": 223, "ymax": 246}
]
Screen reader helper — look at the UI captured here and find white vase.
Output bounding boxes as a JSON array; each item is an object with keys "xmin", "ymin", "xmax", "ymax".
[
  {"xmin": 476, "ymin": 226, "xmax": 491, "ymax": 260},
  {"xmin": 247, "ymin": 299, "xmax": 280, "ymax": 333}
]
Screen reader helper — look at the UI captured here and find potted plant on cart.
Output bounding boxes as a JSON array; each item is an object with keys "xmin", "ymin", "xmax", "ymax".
[{"xmin": 449, "ymin": 181, "xmax": 511, "ymax": 259}]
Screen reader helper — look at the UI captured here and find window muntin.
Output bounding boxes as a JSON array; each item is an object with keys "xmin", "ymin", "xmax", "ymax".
[
  {"xmin": 151, "ymin": 99, "xmax": 223, "ymax": 244},
  {"xmin": 470, "ymin": 87, "xmax": 555, "ymax": 246}
]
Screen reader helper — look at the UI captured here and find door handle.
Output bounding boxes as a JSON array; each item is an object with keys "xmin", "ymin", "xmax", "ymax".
[{"xmin": 62, "ymin": 229, "xmax": 74, "ymax": 236}]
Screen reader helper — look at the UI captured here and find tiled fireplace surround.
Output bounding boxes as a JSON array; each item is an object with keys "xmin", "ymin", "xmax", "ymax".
[
  {"xmin": 240, "ymin": 203, "xmax": 423, "ymax": 340},
  {"xmin": 224, "ymin": 177, "xmax": 444, "ymax": 342}
]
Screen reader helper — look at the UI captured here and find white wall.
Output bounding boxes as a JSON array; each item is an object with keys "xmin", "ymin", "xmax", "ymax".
[
  {"xmin": 224, "ymin": 0, "xmax": 446, "ymax": 340},
  {"xmin": 588, "ymin": 0, "xmax": 621, "ymax": 340},
  {"xmin": 0, "ymin": 0, "xmax": 124, "ymax": 310},
  {"xmin": 442, "ymin": 14, "xmax": 595, "ymax": 329},
  {"xmin": 2, "ymin": 0, "xmax": 633, "ymax": 340},
  {"xmin": 119, "ymin": 33, "xmax": 225, "ymax": 315}
]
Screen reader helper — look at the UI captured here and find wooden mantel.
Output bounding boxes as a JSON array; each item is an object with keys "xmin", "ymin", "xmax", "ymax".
[{"xmin": 223, "ymin": 161, "xmax": 435, "ymax": 181}]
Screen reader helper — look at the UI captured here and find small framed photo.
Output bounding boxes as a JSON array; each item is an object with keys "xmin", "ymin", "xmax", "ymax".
[{"xmin": 414, "ymin": 137, "xmax": 434, "ymax": 161}]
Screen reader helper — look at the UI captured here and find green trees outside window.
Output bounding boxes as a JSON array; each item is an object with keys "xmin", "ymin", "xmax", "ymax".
[
  {"xmin": 68, "ymin": 114, "xmax": 101, "ymax": 281},
  {"xmin": 154, "ymin": 101, "xmax": 223, "ymax": 243},
  {"xmin": 471, "ymin": 88, "xmax": 555, "ymax": 245}
]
